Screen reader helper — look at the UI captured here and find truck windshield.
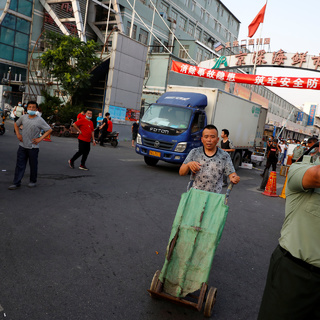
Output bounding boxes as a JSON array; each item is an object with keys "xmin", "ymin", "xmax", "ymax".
[{"xmin": 141, "ymin": 104, "xmax": 192, "ymax": 129}]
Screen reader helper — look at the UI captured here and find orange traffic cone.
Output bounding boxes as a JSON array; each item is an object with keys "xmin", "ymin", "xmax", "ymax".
[
  {"xmin": 43, "ymin": 133, "xmax": 52, "ymax": 142},
  {"xmin": 262, "ymin": 171, "xmax": 278, "ymax": 197},
  {"xmin": 279, "ymin": 175, "xmax": 287, "ymax": 199}
]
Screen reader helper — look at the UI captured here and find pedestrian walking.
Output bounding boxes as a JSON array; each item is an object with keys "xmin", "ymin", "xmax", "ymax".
[
  {"xmin": 8, "ymin": 101, "xmax": 52, "ymax": 190},
  {"xmin": 68, "ymin": 109, "xmax": 96, "ymax": 170},
  {"xmin": 278, "ymin": 140, "xmax": 287, "ymax": 164},
  {"xmin": 258, "ymin": 158, "xmax": 320, "ymax": 320},
  {"xmin": 261, "ymin": 138, "xmax": 281, "ymax": 177},
  {"xmin": 131, "ymin": 120, "xmax": 139, "ymax": 147},
  {"xmin": 220, "ymin": 128, "xmax": 235, "ymax": 187},
  {"xmin": 179, "ymin": 124, "xmax": 240, "ymax": 193}
]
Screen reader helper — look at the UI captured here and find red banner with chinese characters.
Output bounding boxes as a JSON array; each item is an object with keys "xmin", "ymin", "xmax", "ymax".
[{"xmin": 171, "ymin": 60, "xmax": 320, "ymax": 90}]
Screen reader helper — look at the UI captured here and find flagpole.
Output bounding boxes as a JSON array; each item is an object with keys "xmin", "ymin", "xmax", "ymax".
[{"xmin": 249, "ymin": 0, "xmax": 268, "ymax": 101}]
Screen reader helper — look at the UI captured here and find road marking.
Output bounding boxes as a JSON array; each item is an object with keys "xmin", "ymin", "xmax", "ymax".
[{"xmin": 119, "ymin": 159, "xmax": 143, "ymax": 161}]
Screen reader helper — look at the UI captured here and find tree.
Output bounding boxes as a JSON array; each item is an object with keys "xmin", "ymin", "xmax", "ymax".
[{"xmin": 41, "ymin": 32, "xmax": 101, "ymax": 104}]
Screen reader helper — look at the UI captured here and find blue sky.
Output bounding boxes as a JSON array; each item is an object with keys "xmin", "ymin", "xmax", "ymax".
[{"xmin": 221, "ymin": 0, "xmax": 320, "ymax": 108}]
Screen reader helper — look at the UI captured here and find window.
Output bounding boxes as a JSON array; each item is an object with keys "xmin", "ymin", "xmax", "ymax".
[
  {"xmin": 224, "ymin": 28, "xmax": 228, "ymax": 38},
  {"xmin": 138, "ymin": 29, "xmax": 148, "ymax": 45},
  {"xmin": 187, "ymin": 22, "xmax": 195, "ymax": 36},
  {"xmin": 152, "ymin": 40, "xmax": 161, "ymax": 53},
  {"xmin": 220, "ymin": 8, "xmax": 223, "ymax": 17},
  {"xmin": 200, "ymin": 8, "xmax": 205, "ymax": 20},
  {"xmin": 0, "ymin": 43, "xmax": 13, "ymax": 60},
  {"xmin": 203, "ymin": 32, "xmax": 209, "ymax": 44},
  {"xmin": 159, "ymin": 1, "xmax": 169, "ymax": 15},
  {"xmin": 0, "ymin": 12, "xmax": 30, "ymax": 65},
  {"xmin": 203, "ymin": 51, "xmax": 210, "ymax": 61},
  {"xmin": 170, "ymin": 9, "xmax": 178, "ymax": 22},
  {"xmin": 179, "ymin": 16, "xmax": 187, "ymax": 31},
  {"xmin": 179, "ymin": 45, "xmax": 189, "ymax": 59},
  {"xmin": 126, "ymin": 22, "xmax": 137, "ymax": 39},
  {"xmin": 205, "ymin": 13, "xmax": 209, "ymax": 23},
  {"xmin": 217, "ymin": 23, "xmax": 221, "ymax": 33},
  {"xmin": 196, "ymin": 47, "xmax": 203, "ymax": 63},
  {"xmin": 195, "ymin": 28, "xmax": 201, "ymax": 40},
  {"xmin": 191, "ymin": 1, "xmax": 196, "ymax": 11},
  {"xmin": 18, "ymin": 0, "xmax": 32, "ymax": 17}
]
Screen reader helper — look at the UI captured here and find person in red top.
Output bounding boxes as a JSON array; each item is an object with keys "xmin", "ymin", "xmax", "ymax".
[
  {"xmin": 68, "ymin": 109, "xmax": 96, "ymax": 170},
  {"xmin": 77, "ymin": 110, "xmax": 86, "ymax": 121},
  {"xmin": 107, "ymin": 116, "xmax": 113, "ymax": 134}
]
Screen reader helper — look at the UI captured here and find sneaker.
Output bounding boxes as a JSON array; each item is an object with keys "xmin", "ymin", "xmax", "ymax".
[
  {"xmin": 28, "ymin": 182, "xmax": 36, "ymax": 188},
  {"xmin": 79, "ymin": 165, "xmax": 89, "ymax": 171},
  {"xmin": 8, "ymin": 184, "xmax": 21, "ymax": 190},
  {"xmin": 68, "ymin": 159, "xmax": 74, "ymax": 169}
]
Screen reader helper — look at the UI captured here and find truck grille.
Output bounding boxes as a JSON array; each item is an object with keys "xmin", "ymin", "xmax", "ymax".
[{"xmin": 143, "ymin": 138, "xmax": 174, "ymax": 151}]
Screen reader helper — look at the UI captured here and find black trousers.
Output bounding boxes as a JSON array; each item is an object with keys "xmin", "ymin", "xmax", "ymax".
[
  {"xmin": 262, "ymin": 156, "xmax": 277, "ymax": 176},
  {"xmin": 99, "ymin": 130, "xmax": 108, "ymax": 145},
  {"xmin": 71, "ymin": 139, "xmax": 90, "ymax": 166},
  {"xmin": 258, "ymin": 245, "xmax": 320, "ymax": 320},
  {"xmin": 13, "ymin": 146, "xmax": 39, "ymax": 185}
]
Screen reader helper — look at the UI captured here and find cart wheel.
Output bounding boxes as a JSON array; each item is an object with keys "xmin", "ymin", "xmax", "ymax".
[
  {"xmin": 64, "ymin": 130, "xmax": 70, "ymax": 137},
  {"xmin": 149, "ymin": 270, "xmax": 161, "ymax": 297},
  {"xmin": 204, "ymin": 287, "xmax": 217, "ymax": 317}
]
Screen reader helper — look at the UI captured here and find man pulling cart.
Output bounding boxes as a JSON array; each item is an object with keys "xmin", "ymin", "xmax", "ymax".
[{"xmin": 148, "ymin": 125, "xmax": 240, "ymax": 317}]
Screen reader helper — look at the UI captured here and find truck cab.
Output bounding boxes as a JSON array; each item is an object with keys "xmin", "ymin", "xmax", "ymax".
[{"xmin": 135, "ymin": 92, "xmax": 207, "ymax": 166}]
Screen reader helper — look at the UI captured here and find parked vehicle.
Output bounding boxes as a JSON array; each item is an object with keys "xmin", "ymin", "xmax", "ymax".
[
  {"xmin": 136, "ymin": 85, "xmax": 267, "ymax": 169},
  {"xmin": 100, "ymin": 131, "xmax": 119, "ymax": 147}
]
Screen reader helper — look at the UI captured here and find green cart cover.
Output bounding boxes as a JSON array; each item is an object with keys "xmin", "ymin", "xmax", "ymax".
[{"xmin": 159, "ymin": 188, "xmax": 229, "ymax": 298}]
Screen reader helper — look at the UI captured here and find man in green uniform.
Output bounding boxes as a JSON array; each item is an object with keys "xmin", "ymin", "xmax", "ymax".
[{"xmin": 258, "ymin": 154, "xmax": 320, "ymax": 320}]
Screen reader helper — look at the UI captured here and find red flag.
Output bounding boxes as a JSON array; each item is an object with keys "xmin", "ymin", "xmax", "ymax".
[{"xmin": 248, "ymin": 4, "xmax": 267, "ymax": 38}]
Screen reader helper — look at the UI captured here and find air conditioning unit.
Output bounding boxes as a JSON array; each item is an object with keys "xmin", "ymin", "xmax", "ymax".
[{"xmin": 36, "ymin": 70, "xmax": 42, "ymax": 77}]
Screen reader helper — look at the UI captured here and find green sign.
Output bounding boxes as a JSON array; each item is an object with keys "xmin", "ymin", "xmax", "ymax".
[{"xmin": 212, "ymin": 56, "xmax": 228, "ymax": 69}]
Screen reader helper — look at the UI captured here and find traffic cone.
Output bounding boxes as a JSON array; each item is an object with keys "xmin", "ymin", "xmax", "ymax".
[
  {"xmin": 279, "ymin": 175, "xmax": 288, "ymax": 199},
  {"xmin": 262, "ymin": 171, "xmax": 278, "ymax": 197},
  {"xmin": 43, "ymin": 133, "xmax": 52, "ymax": 142}
]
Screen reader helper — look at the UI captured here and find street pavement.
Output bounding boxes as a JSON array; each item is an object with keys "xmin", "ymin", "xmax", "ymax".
[{"xmin": 0, "ymin": 120, "xmax": 286, "ymax": 320}]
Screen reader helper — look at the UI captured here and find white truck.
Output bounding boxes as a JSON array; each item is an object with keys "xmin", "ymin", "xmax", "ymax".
[{"xmin": 136, "ymin": 85, "xmax": 268, "ymax": 169}]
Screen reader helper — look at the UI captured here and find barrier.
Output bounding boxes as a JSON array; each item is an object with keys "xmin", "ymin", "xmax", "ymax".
[
  {"xmin": 279, "ymin": 175, "xmax": 288, "ymax": 199},
  {"xmin": 262, "ymin": 171, "xmax": 278, "ymax": 197}
]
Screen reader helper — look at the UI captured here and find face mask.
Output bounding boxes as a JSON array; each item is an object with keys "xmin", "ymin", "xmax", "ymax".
[
  {"xmin": 86, "ymin": 116, "xmax": 92, "ymax": 119},
  {"xmin": 27, "ymin": 110, "xmax": 36, "ymax": 115},
  {"xmin": 136, "ymin": 121, "xmax": 139, "ymax": 124},
  {"xmin": 18, "ymin": 103, "xmax": 22, "ymax": 106}
]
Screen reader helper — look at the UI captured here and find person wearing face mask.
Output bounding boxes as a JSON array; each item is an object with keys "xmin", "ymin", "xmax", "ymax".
[
  {"xmin": 13, "ymin": 101, "xmax": 25, "ymax": 123},
  {"xmin": 291, "ymin": 141, "xmax": 304, "ymax": 163},
  {"xmin": 68, "ymin": 109, "xmax": 96, "ymax": 170},
  {"xmin": 8, "ymin": 101, "xmax": 52, "ymax": 190}
]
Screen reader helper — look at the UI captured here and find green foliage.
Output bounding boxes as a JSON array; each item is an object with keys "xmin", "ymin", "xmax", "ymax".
[
  {"xmin": 39, "ymin": 90, "xmax": 62, "ymax": 122},
  {"xmin": 40, "ymin": 31, "xmax": 101, "ymax": 104},
  {"xmin": 39, "ymin": 90, "xmax": 83, "ymax": 124}
]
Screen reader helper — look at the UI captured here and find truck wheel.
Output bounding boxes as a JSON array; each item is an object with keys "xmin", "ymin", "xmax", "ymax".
[
  {"xmin": 144, "ymin": 156, "xmax": 159, "ymax": 166},
  {"xmin": 233, "ymin": 152, "xmax": 242, "ymax": 171}
]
